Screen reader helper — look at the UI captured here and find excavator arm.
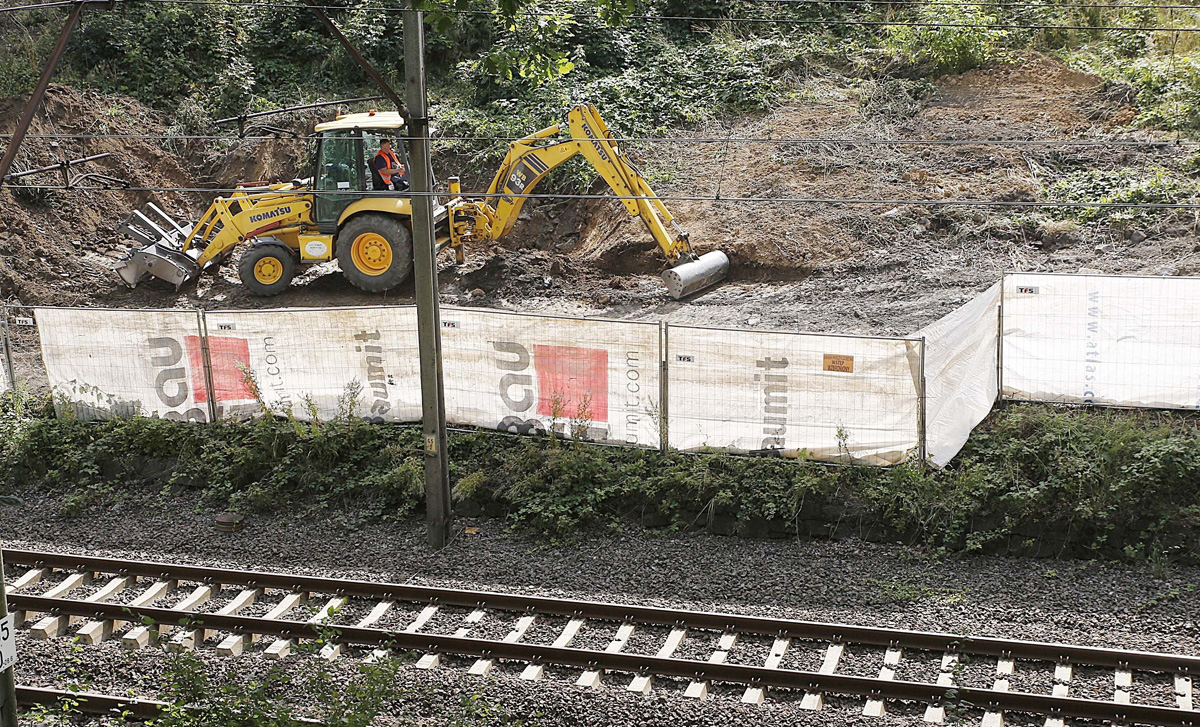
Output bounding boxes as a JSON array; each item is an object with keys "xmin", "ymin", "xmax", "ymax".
[{"xmin": 449, "ymin": 105, "xmax": 728, "ymax": 298}]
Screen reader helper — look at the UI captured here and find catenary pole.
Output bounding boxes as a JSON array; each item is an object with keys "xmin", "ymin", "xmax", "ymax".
[
  {"xmin": 0, "ymin": 0, "xmax": 94, "ymax": 185},
  {"xmin": 403, "ymin": 5, "xmax": 452, "ymax": 549}
]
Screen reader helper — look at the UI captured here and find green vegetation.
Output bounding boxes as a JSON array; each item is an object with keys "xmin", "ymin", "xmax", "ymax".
[
  {"xmin": 4, "ymin": 0, "xmax": 1200, "ymax": 158},
  {"xmin": 1047, "ymin": 167, "xmax": 1197, "ymax": 222},
  {"xmin": 1068, "ymin": 45, "xmax": 1200, "ymax": 130},
  {"xmin": 24, "ymin": 648, "xmax": 535, "ymax": 726},
  {"xmin": 3, "ymin": 393, "xmax": 1199, "ymax": 562}
]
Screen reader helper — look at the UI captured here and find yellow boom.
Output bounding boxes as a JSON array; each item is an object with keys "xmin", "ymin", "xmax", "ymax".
[{"xmin": 448, "ymin": 105, "xmax": 728, "ymax": 298}]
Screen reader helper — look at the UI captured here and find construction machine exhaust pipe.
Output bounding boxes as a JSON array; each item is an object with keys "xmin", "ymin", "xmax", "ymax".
[{"xmin": 662, "ymin": 250, "xmax": 730, "ymax": 299}]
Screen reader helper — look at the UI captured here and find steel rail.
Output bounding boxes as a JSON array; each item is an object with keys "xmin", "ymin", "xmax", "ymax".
[
  {"xmin": 16, "ymin": 686, "xmax": 167, "ymax": 721},
  {"xmin": 15, "ymin": 685, "xmax": 324, "ymax": 724},
  {"xmin": 6, "ymin": 549, "xmax": 1200, "ymax": 673},
  {"xmin": 8, "ymin": 595, "xmax": 1200, "ymax": 727}
]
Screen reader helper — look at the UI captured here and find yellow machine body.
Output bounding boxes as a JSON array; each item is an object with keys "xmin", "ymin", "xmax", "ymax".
[{"xmin": 117, "ymin": 106, "xmax": 727, "ymax": 298}]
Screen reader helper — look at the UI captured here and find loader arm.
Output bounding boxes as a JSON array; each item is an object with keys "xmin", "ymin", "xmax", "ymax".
[
  {"xmin": 471, "ymin": 105, "xmax": 693, "ymax": 263},
  {"xmin": 182, "ymin": 186, "xmax": 315, "ymax": 268},
  {"xmin": 116, "ymin": 182, "xmax": 315, "ymax": 290}
]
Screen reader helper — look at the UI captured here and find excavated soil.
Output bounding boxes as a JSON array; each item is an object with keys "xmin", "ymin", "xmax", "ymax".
[{"xmin": 1, "ymin": 54, "xmax": 1197, "ymax": 338}]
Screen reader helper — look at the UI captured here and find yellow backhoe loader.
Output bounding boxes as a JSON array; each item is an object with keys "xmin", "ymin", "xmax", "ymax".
[{"xmin": 116, "ymin": 104, "xmax": 728, "ymax": 299}]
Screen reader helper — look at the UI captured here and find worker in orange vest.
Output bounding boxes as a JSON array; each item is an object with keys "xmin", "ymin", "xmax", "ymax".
[{"xmin": 372, "ymin": 139, "xmax": 408, "ymax": 192}]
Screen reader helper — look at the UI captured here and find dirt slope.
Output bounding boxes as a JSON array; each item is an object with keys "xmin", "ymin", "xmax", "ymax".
[
  {"xmin": 1, "ymin": 54, "xmax": 1196, "ymax": 336},
  {"xmin": 0, "ymin": 85, "xmax": 210, "ymax": 305}
]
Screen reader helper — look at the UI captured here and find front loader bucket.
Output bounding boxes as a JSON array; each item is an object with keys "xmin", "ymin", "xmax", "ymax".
[
  {"xmin": 115, "ymin": 244, "xmax": 201, "ymax": 289},
  {"xmin": 115, "ymin": 203, "xmax": 200, "ymax": 289},
  {"xmin": 662, "ymin": 250, "xmax": 730, "ymax": 299}
]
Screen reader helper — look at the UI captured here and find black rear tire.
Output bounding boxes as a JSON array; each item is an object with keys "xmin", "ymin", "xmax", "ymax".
[
  {"xmin": 336, "ymin": 214, "xmax": 413, "ymax": 293},
  {"xmin": 238, "ymin": 242, "xmax": 297, "ymax": 297}
]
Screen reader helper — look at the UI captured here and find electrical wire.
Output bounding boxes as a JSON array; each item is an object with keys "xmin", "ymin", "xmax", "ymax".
[
  {"xmin": 1, "ymin": 131, "xmax": 1195, "ymax": 147},
  {"xmin": 111, "ymin": 0, "xmax": 1200, "ymax": 32},
  {"xmin": 5, "ymin": 0, "xmax": 1197, "ymax": 30},
  {"xmin": 740, "ymin": 0, "xmax": 1200, "ymax": 10},
  {"xmin": 6, "ymin": 183, "xmax": 1199, "ymax": 208},
  {"xmin": 0, "ymin": 0, "xmax": 77, "ymax": 13}
]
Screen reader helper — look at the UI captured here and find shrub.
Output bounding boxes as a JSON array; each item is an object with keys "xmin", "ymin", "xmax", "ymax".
[
  {"xmin": 1046, "ymin": 167, "xmax": 1195, "ymax": 223},
  {"xmin": 886, "ymin": 6, "xmax": 1007, "ymax": 75}
]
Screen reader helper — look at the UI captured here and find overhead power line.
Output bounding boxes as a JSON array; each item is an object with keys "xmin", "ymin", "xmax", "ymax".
[
  {"xmin": 5, "ymin": 0, "xmax": 1199, "ymax": 31},
  {"xmin": 740, "ymin": 0, "xmax": 1200, "ymax": 10},
  {"xmin": 7, "ymin": 183, "xmax": 1200, "ymax": 209},
  {"xmin": 74, "ymin": 0, "xmax": 1200, "ymax": 32},
  {"xmin": 0, "ymin": 0, "xmax": 76, "ymax": 13},
  {"xmin": 1, "ymin": 131, "xmax": 1196, "ymax": 147}
]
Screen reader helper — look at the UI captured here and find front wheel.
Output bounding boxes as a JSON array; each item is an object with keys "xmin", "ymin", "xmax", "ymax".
[
  {"xmin": 337, "ymin": 214, "xmax": 413, "ymax": 292},
  {"xmin": 238, "ymin": 242, "xmax": 296, "ymax": 296}
]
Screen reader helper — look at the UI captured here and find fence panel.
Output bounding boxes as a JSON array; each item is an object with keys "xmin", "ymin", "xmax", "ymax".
[
  {"xmin": 34, "ymin": 307, "xmax": 209, "ymax": 421},
  {"xmin": 202, "ymin": 306, "xmax": 422, "ymax": 421},
  {"xmin": 440, "ymin": 308, "xmax": 662, "ymax": 448},
  {"xmin": 665, "ymin": 325, "xmax": 922, "ymax": 465},
  {"xmin": 915, "ymin": 281, "xmax": 1002, "ymax": 467},
  {"xmin": 4, "ymin": 306, "xmax": 48, "ymax": 396},
  {"xmin": 1002, "ymin": 274, "xmax": 1200, "ymax": 408}
]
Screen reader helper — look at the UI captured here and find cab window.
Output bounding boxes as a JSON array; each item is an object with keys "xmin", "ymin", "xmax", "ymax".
[{"xmin": 318, "ymin": 131, "xmax": 361, "ymax": 191}]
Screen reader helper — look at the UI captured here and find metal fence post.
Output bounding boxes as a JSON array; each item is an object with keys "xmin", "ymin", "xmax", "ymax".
[
  {"xmin": 0, "ymin": 546, "xmax": 16, "ymax": 727},
  {"xmin": 196, "ymin": 310, "xmax": 219, "ymax": 423},
  {"xmin": 918, "ymin": 336, "xmax": 928, "ymax": 467},
  {"xmin": 997, "ymin": 272, "xmax": 1006, "ymax": 403},
  {"xmin": 659, "ymin": 321, "xmax": 669, "ymax": 454},
  {"xmin": 0, "ymin": 308, "xmax": 14, "ymax": 395}
]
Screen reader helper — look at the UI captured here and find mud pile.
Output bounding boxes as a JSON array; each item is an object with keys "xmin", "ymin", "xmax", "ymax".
[{"xmin": 0, "ymin": 85, "xmax": 208, "ymax": 305}]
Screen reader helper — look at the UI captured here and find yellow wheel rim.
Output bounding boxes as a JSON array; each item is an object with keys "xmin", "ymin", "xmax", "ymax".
[
  {"xmin": 253, "ymin": 256, "xmax": 284, "ymax": 285},
  {"xmin": 351, "ymin": 232, "xmax": 393, "ymax": 276}
]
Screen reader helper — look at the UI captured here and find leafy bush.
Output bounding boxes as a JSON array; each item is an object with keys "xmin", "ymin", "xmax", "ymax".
[
  {"xmin": 5, "ymin": 391, "xmax": 1200, "ymax": 562},
  {"xmin": 886, "ymin": 6, "xmax": 1007, "ymax": 75},
  {"xmin": 1068, "ymin": 47, "xmax": 1200, "ymax": 130},
  {"xmin": 1046, "ymin": 167, "xmax": 1196, "ymax": 222}
]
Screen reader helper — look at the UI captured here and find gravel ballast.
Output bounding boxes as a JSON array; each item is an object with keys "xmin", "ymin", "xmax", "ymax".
[{"xmin": 4, "ymin": 490, "xmax": 1199, "ymax": 726}]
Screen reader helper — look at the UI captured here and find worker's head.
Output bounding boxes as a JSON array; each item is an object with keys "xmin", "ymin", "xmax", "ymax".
[{"xmin": 379, "ymin": 139, "xmax": 393, "ymax": 150}]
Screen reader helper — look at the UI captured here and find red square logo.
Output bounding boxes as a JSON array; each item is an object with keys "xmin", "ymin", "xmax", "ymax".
[
  {"xmin": 186, "ymin": 335, "xmax": 253, "ymax": 404},
  {"xmin": 534, "ymin": 345, "xmax": 608, "ymax": 421}
]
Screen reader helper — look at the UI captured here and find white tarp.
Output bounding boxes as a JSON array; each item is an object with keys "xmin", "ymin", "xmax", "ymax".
[
  {"xmin": 1003, "ymin": 274, "xmax": 1200, "ymax": 408},
  {"xmin": 913, "ymin": 282, "xmax": 1001, "ymax": 466},
  {"xmin": 440, "ymin": 308, "xmax": 662, "ymax": 448},
  {"xmin": 202, "ymin": 307, "xmax": 422, "ymax": 422},
  {"xmin": 35, "ymin": 307, "xmax": 210, "ymax": 421},
  {"xmin": 665, "ymin": 326, "xmax": 921, "ymax": 465}
]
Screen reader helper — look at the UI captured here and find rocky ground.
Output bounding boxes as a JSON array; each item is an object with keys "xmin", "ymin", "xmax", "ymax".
[{"xmin": 4, "ymin": 489, "xmax": 1199, "ymax": 725}]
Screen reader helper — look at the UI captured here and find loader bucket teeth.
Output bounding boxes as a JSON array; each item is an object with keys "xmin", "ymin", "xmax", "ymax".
[
  {"xmin": 114, "ymin": 204, "xmax": 200, "ymax": 289},
  {"xmin": 662, "ymin": 250, "xmax": 730, "ymax": 299}
]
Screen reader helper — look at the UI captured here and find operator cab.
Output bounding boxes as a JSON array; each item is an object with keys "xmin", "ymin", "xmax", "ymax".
[{"xmin": 311, "ymin": 110, "xmax": 409, "ymax": 229}]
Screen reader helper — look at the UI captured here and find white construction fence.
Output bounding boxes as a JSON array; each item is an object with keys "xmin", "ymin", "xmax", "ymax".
[{"xmin": 6, "ymin": 272, "xmax": 1200, "ymax": 467}]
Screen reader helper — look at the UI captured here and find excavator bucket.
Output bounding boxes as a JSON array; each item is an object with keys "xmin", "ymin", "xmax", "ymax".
[
  {"xmin": 115, "ymin": 203, "xmax": 201, "ymax": 289},
  {"xmin": 662, "ymin": 250, "xmax": 730, "ymax": 299}
]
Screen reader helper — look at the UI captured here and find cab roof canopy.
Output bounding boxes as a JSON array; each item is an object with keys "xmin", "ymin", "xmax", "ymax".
[{"xmin": 315, "ymin": 110, "xmax": 405, "ymax": 133}]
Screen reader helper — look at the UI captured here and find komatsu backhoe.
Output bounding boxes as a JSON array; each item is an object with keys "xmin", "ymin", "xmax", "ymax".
[{"xmin": 115, "ymin": 104, "xmax": 728, "ymax": 300}]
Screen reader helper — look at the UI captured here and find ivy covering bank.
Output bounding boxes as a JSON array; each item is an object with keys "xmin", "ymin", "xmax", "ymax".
[{"xmin": 1, "ymin": 395, "xmax": 1198, "ymax": 562}]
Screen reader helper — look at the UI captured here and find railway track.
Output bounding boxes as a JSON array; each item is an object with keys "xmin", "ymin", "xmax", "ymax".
[{"xmin": 6, "ymin": 548, "xmax": 1199, "ymax": 726}]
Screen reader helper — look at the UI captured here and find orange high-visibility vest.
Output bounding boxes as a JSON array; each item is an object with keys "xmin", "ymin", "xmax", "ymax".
[{"xmin": 374, "ymin": 148, "xmax": 404, "ymax": 176}]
